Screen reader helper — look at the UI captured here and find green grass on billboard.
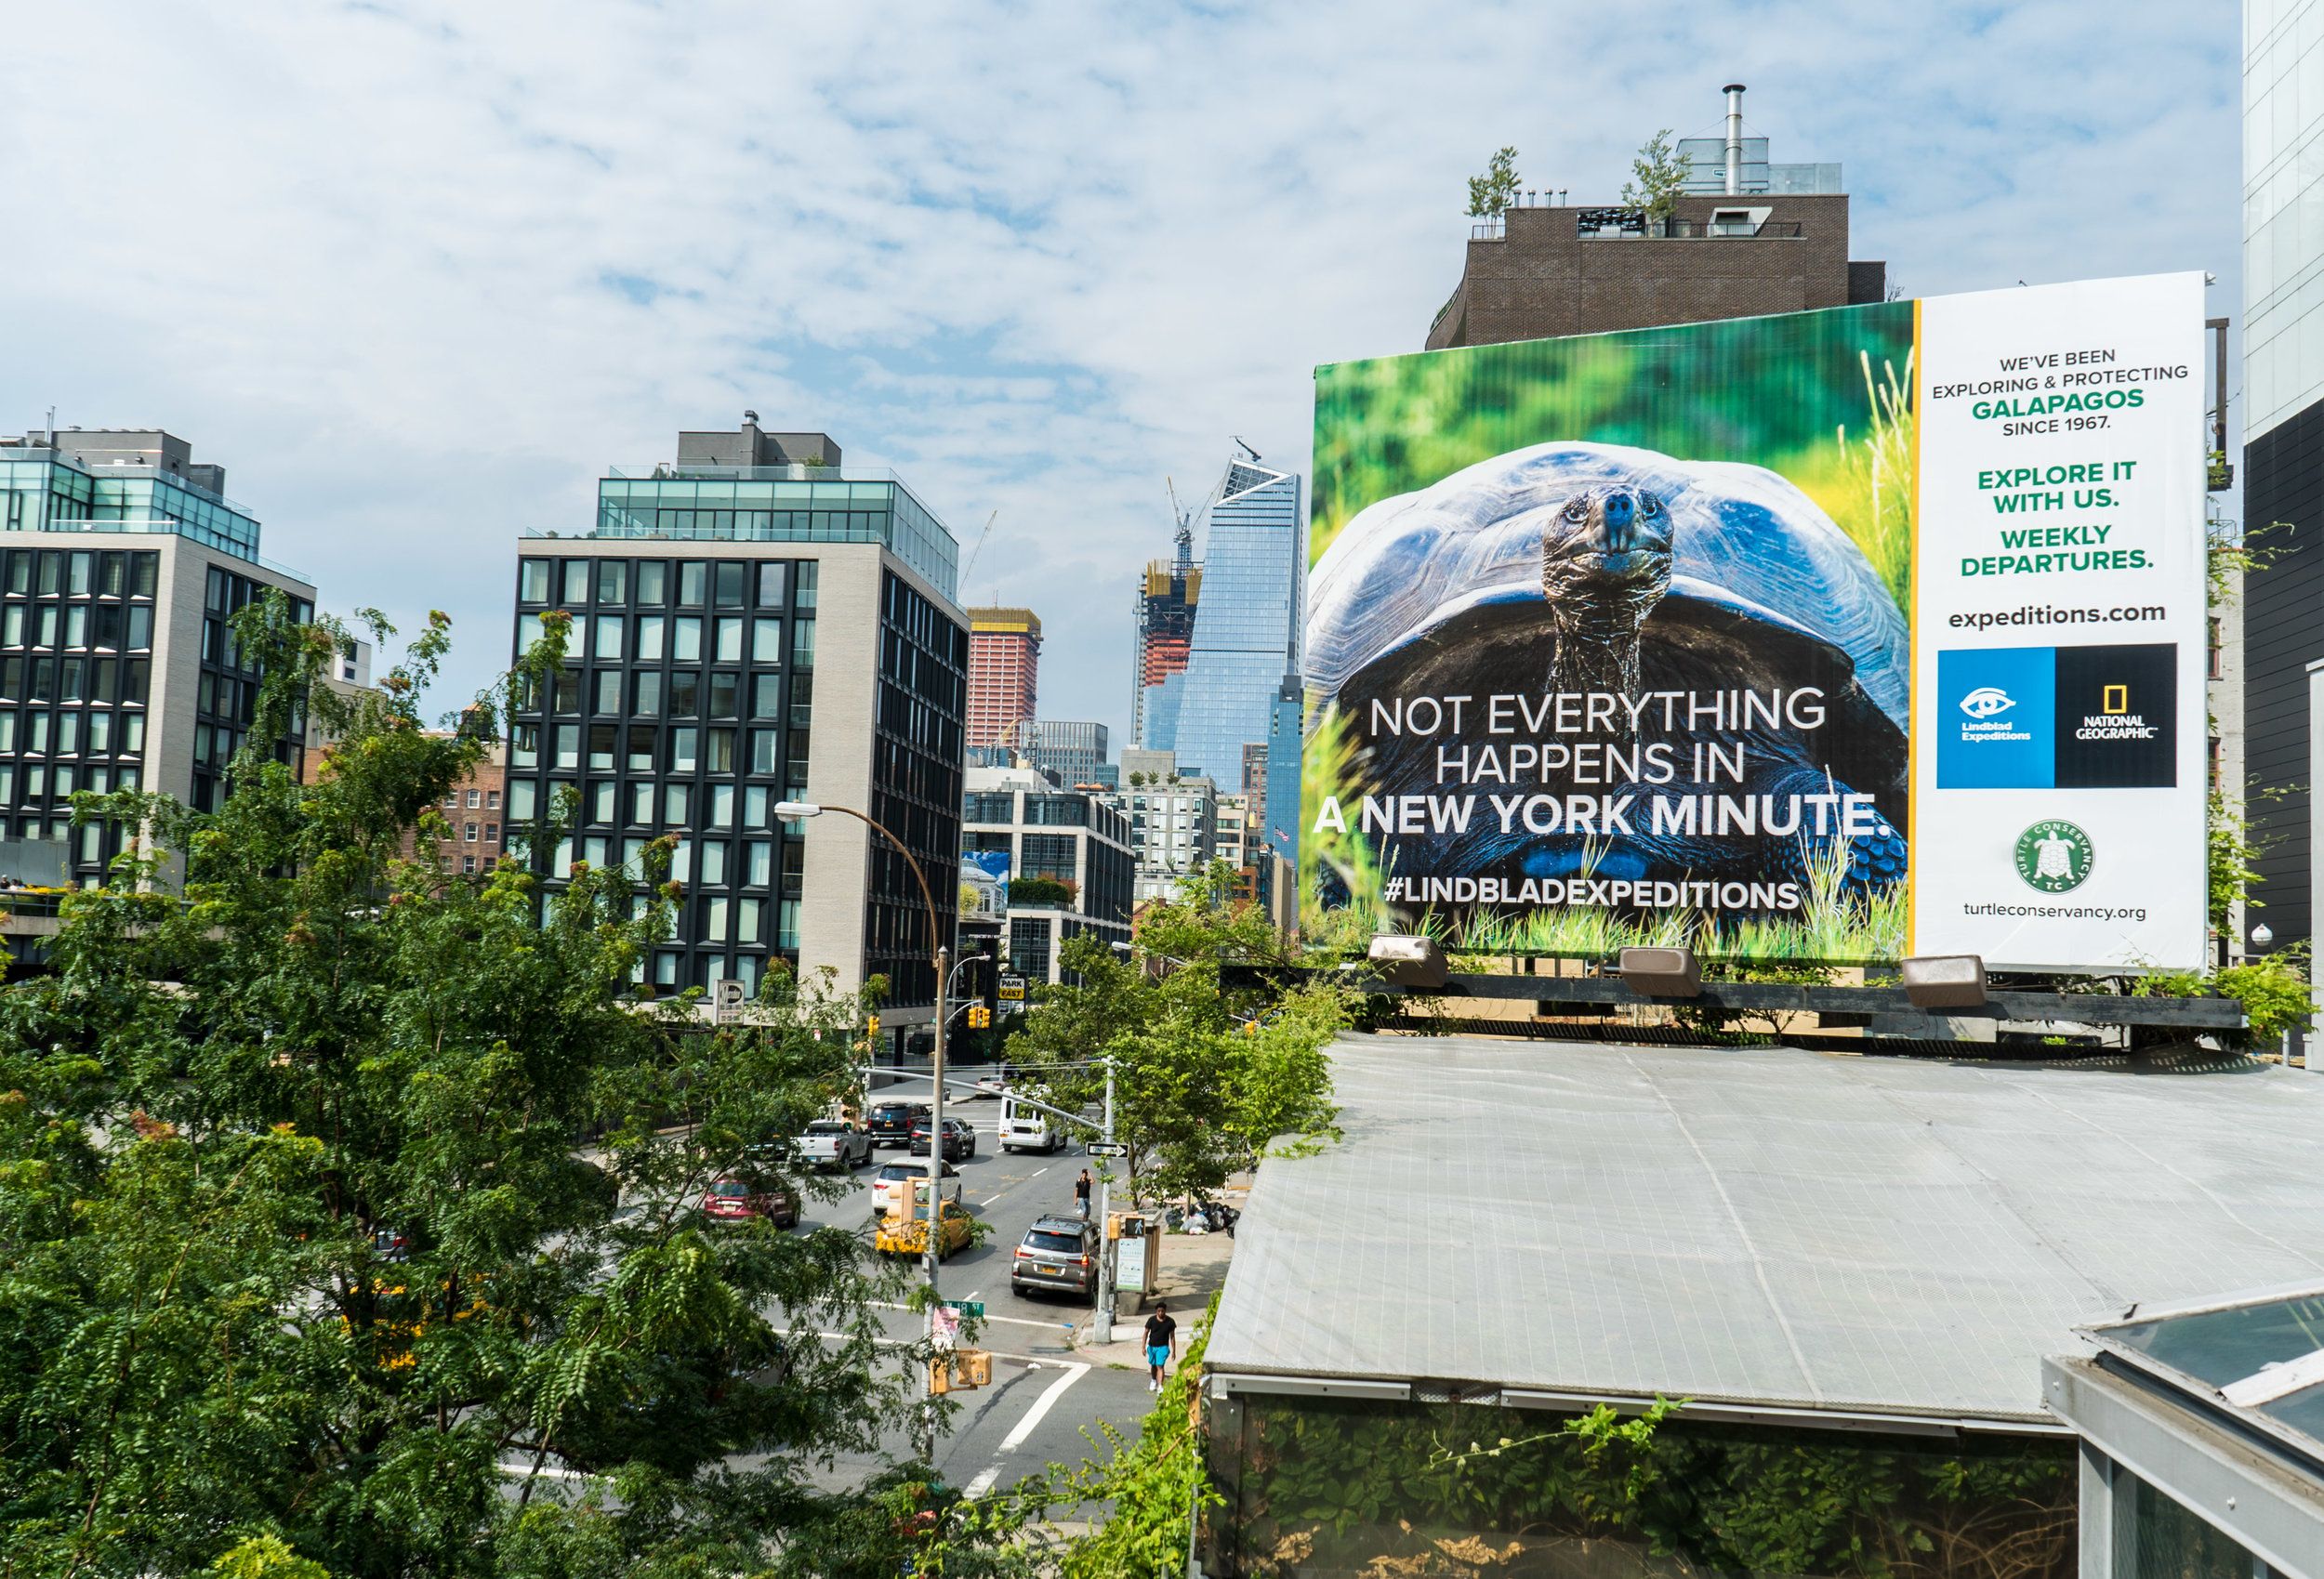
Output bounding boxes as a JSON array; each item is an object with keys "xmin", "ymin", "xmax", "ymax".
[{"xmin": 1303, "ymin": 301, "xmax": 1918, "ymax": 959}]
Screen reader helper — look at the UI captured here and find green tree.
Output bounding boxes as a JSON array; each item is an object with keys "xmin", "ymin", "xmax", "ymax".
[
  {"xmin": 0, "ymin": 600, "xmax": 936, "ymax": 1578},
  {"xmin": 1465, "ymin": 147, "xmax": 1521, "ymax": 220},
  {"xmin": 2208, "ymin": 783, "xmax": 2264, "ymax": 934},
  {"xmin": 1005, "ymin": 863, "xmax": 1345, "ymax": 1205},
  {"xmin": 1620, "ymin": 127, "xmax": 1689, "ymax": 230}
]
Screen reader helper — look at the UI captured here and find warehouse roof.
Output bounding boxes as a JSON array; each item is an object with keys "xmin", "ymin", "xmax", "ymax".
[{"xmin": 1207, "ymin": 1034, "xmax": 2324, "ymax": 1426}]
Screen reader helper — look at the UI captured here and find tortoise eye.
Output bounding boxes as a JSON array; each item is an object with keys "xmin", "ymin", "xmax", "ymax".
[
  {"xmin": 1639, "ymin": 492, "xmax": 1663, "ymax": 517},
  {"xmin": 1560, "ymin": 496, "xmax": 1590, "ymax": 524}
]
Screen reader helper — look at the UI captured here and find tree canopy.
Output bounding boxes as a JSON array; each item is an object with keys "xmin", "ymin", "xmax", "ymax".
[
  {"xmin": 0, "ymin": 601, "xmax": 950, "ymax": 1578},
  {"xmin": 1465, "ymin": 147, "xmax": 1521, "ymax": 220},
  {"xmin": 1620, "ymin": 127, "xmax": 1689, "ymax": 226},
  {"xmin": 1003, "ymin": 862, "xmax": 1347, "ymax": 1206}
]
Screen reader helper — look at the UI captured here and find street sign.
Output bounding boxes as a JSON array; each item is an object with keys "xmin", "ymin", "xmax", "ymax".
[
  {"xmin": 944, "ymin": 1299, "xmax": 985, "ymax": 1320},
  {"xmin": 997, "ymin": 974, "xmax": 1027, "ymax": 1003},
  {"xmin": 1086, "ymin": 1140, "xmax": 1129, "ymax": 1158},
  {"xmin": 714, "ymin": 979, "xmax": 746, "ymax": 1025}
]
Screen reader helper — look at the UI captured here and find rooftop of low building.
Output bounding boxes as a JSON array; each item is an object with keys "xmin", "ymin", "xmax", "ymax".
[{"xmin": 1210, "ymin": 1034, "xmax": 2324, "ymax": 1428}]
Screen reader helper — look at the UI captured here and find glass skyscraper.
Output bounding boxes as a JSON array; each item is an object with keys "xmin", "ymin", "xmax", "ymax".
[{"xmin": 1157, "ymin": 458, "xmax": 1301, "ymax": 783}]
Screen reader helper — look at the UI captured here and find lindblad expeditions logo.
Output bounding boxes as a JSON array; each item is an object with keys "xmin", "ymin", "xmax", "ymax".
[
  {"xmin": 2014, "ymin": 819, "xmax": 2093, "ymax": 894},
  {"xmin": 1959, "ymin": 686, "xmax": 2014, "ymax": 719}
]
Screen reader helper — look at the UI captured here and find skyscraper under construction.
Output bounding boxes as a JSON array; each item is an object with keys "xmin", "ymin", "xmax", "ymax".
[{"xmin": 1129, "ymin": 512, "xmax": 1200, "ymax": 747}]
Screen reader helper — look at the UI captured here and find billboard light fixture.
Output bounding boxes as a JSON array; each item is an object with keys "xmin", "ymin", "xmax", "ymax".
[
  {"xmin": 1618, "ymin": 946, "xmax": 1700, "ymax": 999},
  {"xmin": 1367, "ymin": 933, "xmax": 1450, "ymax": 991},
  {"xmin": 1901, "ymin": 954, "xmax": 1987, "ymax": 1011}
]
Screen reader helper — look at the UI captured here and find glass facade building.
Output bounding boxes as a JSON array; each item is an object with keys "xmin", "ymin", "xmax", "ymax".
[
  {"xmin": 0, "ymin": 452, "xmax": 265, "ymax": 562},
  {"xmin": 594, "ymin": 468, "xmax": 957, "ymax": 601},
  {"xmin": 1025, "ymin": 719, "xmax": 1108, "ymax": 787},
  {"xmin": 510, "ymin": 429, "xmax": 967, "ymax": 1015},
  {"xmin": 1158, "ymin": 460, "xmax": 1301, "ymax": 783},
  {"xmin": 0, "ymin": 431, "xmax": 317, "ymax": 888}
]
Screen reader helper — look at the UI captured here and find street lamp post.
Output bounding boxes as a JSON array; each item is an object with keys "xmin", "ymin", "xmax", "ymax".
[
  {"xmin": 1095, "ymin": 1053, "xmax": 1118, "ymax": 1342},
  {"xmin": 773, "ymin": 799, "xmax": 949, "ymax": 1457}
]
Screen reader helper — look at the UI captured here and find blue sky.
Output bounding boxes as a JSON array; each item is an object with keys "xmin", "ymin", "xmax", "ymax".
[{"xmin": 0, "ymin": 1, "xmax": 2240, "ymax": 743}]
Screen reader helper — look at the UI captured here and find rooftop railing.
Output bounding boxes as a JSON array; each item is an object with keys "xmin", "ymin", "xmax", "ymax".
[
  {"xmin": 1466, "ymin": 213, "xmax": 1804, "ymax": 243},
  {"xmin": 36, "ymin": 516, "xmax": 310, "ymax": 584},
  {"xmin": 606, "ymin": 464, "xmax": 908, "ymax": 483},
  {"xmin": 1578, "ymin": 217, "xmax": 1803, "ymax": 240},
  {"xmin": 7, "ymin": 451, "xmax": 259, "ymax": 519}
]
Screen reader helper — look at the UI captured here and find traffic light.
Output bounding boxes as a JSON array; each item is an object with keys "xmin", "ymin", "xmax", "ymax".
[
  {"xmin": 865, "ymin": 1013, "xmax": 880, "ymax": 1039},
  {"xmin": 967, "ymin": 1005, "xmax": 991, "ymax": 1030}
]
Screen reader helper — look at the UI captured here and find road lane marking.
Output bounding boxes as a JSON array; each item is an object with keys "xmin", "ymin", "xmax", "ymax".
[
  {"xmin": 964, "ymin": 1466, "xmax": 1001, "ymax": 1496},
  {"xmin": 996, "ymin": 1362, "xmax": 1089, "ymax": 1454}
]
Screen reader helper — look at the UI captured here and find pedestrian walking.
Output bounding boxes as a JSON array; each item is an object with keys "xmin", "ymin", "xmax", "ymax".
[
  {"xmin": 1074, "ymin": 1167, "xmax": 1092, "ymax": 1219},
  {"xmin": 1143, "ymin": 1301, "xmax": 1177, "ymax": 1393}
]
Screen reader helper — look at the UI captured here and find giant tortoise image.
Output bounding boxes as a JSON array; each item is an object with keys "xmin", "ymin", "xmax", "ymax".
[{"xmin": 1307, "ymin": 441, "xmax": 1908, "ymax": 911}]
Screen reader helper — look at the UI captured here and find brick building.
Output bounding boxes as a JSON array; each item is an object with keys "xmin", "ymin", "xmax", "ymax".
[
  {"xmin": 1427, "ymin": 191, "xmax": 1886, "ymax": 350},
  {"xmin": 417, "ymin": 738, "xmax": 508, "ymax": 877},
  {"xmin": 966, "ymin": 606, "xmax": 1040, "ymax": 751},
  {"xmin": 1426, "ymin": 90, "xmax": 1885, "ymax": 349}
]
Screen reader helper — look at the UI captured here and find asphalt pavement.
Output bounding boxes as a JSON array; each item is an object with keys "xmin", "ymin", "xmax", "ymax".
[{"xmin": 795, "ymin": 1078, "xmax": 1160, "ymax": 1497}]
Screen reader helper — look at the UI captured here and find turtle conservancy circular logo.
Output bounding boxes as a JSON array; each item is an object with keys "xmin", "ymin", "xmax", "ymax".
[{"xmin": 2014, "ymin": 819, "xmax": 2093, "ymax": 893}]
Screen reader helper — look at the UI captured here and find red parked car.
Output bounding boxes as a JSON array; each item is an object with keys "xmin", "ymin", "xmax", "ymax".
[{"xmin": 701, "ymin": 1177, "xmax": 799, "ymax": 1228}]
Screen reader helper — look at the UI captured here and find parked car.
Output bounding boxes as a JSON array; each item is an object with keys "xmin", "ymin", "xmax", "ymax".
[
  {"xmin": 795, "ymin": 1118, "xmax": 873, "ymax": 1171},
  {"xmin": 1010, "ymin": 1214, "xmax": 1098, "ymax": 1299},
  {"xmin": 866, "ymin": 1100, "xmax": 928, "ymax": 1149},
  {"xmin": 908, "ymin": 1116, "xmax": 978, "ymax": 1161},
  {"xmin": 872, "ymin": 1159, "xmax": 963, "ymax": 1217},
  {"xmin": 875, "ymin": 1197, "xmax": 974, "ymax": 1259},
  {"xmin": 700, "ymin": 1177, "xmax": 799, "ymax": 1228}
]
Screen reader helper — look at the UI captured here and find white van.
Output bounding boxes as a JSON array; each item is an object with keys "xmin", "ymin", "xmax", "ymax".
[{"xmin": 1000, "ymin": 1091, "xmax": 1063, "ymax": 1154}]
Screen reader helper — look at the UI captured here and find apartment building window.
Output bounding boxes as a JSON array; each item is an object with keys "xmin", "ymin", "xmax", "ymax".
[
  {"xmin": 462, "ymin": 856, "xmax": 477, "ymax": 875},
  {"xmin": 466, "ymin": 789, "xmax": 481, "ymax": 809},
  {"xmin": 484, "ymin": 822, "xmax": 499, "ymax": 843},
  {"xmin": 486, "ymin": 789, "xmax": 501, "ymax": 809},
  {"xmin": 2207, "ymin": 617, "xmax": 2223, "ymax": 680},
  {"xmin": 464, "ymin": 822, "xmax": 479, "ymax": 842}
]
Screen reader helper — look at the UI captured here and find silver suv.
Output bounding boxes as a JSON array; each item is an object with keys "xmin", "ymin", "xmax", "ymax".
[{"xmin": 1010, "ymin": 1214, "xmax": 1098, "ymax": 1300}]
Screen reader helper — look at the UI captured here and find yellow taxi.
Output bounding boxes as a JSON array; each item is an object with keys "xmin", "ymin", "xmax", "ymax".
[{"xmin": 876, "ymin": 1196, "xmax": 973, "ymax": 1260}]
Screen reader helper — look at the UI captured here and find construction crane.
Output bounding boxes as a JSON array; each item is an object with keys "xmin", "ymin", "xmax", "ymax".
[
  {"xmin": 1166, "ymin": 478, "xmax": 1194, "ymax": 563},
  {"xmin": 958, "ymin": 509, "xmax": 998, "ymax": 589}
]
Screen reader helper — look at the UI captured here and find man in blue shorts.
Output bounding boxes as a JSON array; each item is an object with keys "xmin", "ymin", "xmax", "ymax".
[{"xmin": 1143, "ymin": 1301, "xmax": 1177, "ymax": 1393}]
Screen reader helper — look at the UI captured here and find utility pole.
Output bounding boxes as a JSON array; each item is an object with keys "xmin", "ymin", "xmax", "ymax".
[
  {"xmin": 921, "ymin": 942, "xmax": 948, "ymax": 1462},
  {"xmin": 1094, "ymin": 1054, "xmax": 1118, "ymax": 1341}
]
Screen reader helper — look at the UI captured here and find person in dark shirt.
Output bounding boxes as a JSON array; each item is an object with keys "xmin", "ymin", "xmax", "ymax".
[
  {"xmin": 1074, "ymin": 1168, "xmax": 1092, "ymax": 1218},
  {"xmin": 1142, "ymin": 1302, "xmax": 1177, "ymax": 1392}
]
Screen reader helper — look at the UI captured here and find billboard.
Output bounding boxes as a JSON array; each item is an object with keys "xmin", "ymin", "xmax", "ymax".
[{"xmin": 1305, "ymin": 273, "xmax": 2206, "ymax": 970}]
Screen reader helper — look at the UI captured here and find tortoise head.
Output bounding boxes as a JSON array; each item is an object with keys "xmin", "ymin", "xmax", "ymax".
[{"xmin": 1539, "ymin": 485, "xmax": 1673, "ymax": 610}]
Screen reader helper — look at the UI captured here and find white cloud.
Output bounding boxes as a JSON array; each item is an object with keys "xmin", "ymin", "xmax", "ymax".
[{"xmin": 0, "ymin": 0, "xmax": 2238, "ymax": 738}]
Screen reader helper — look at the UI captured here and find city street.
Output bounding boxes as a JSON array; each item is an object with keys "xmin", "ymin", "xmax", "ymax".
[{"xmin": 800, "ymin": 1077, "xmax": 1159, "ymax": 1498}]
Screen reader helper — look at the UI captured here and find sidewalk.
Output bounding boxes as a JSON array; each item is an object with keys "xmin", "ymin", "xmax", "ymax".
[{"xmin": 1073, "ymin": 1196, "xmax": 1242, "ymax": 1364}]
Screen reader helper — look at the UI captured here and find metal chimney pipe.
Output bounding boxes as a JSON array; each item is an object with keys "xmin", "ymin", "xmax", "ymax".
[{"xmin": 1723, "ymin": 83, "xmax": 1746, "ymax": 195}]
